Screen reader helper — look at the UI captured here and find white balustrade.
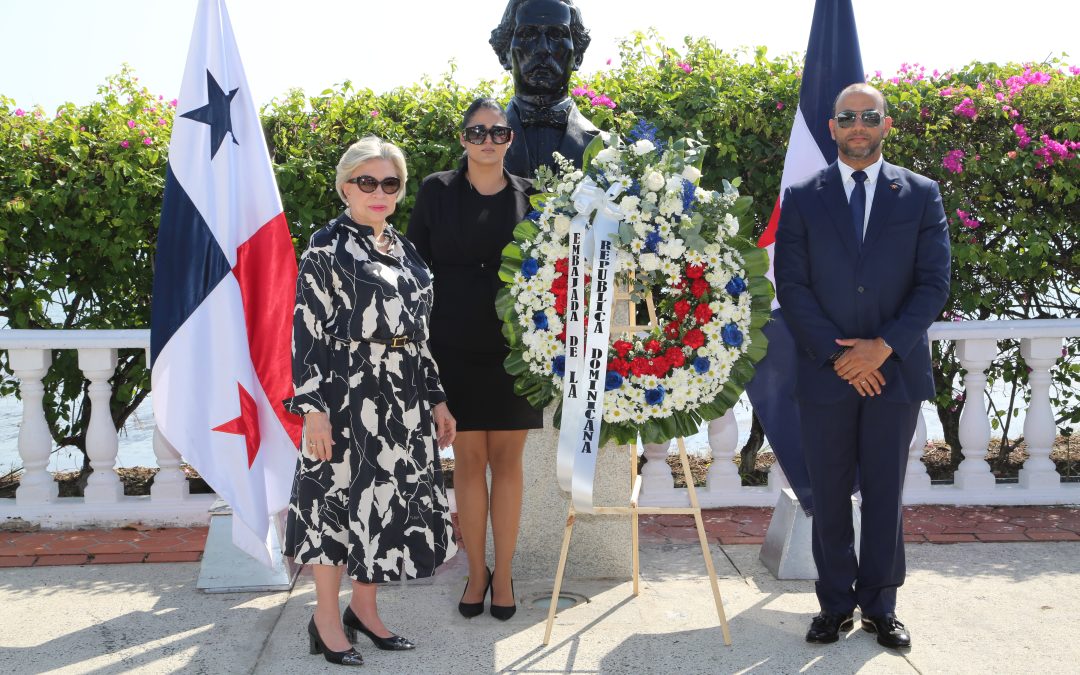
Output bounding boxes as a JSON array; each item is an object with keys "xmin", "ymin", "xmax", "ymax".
[
  {"xmin": 953, "ymin": 338, "xmax": 997, "ymax": 491},
  {"xmin": 705, "ymin": 409, "xmax": 741, "ymax": 492},
  {"xmin": 1019, "ymin": 337, "xmax": 1063, "ymax": 492},
  {"xmin": 10, "ymin": 348, "xmax": 57, "ymax": 505},
  {"xmin": 79, "ymin": 347, "xmax": 123, "ymax": 503},
  {"xmin": 2, "ymin": 320, "xmax": 1079, "ymax": 526}
]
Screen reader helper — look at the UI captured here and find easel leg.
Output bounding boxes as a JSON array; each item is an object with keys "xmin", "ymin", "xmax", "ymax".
[
  {"xmin": 630, "ymin": 444, "xmax": 640, "ymax": 596},
  {"xmin": 543, "ymin": 505, "xmax": 577, "ymax": 646},
  {"xmin": 677, "ymin": 438, "xmax": 733, "ymax": 646}
]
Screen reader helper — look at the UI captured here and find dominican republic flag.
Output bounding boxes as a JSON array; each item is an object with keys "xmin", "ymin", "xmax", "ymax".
[
  {"xmin": 150, "ymin": 0, "xmax": 302, "ymax": 565},
  {"xmin": 744, "ymin": 0, "xmax": 865, "ymax": 513}
]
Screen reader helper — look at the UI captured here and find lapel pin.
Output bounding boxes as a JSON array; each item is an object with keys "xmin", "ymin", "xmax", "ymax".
[{"xmin": 890, "ymin": 183, "xmax": 900, "ymax": 191}]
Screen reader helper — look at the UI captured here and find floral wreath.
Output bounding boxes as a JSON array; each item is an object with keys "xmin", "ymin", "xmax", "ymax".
[{"xmin": 496, "ymin": 122, "xmax": 773, "ymax": 446}]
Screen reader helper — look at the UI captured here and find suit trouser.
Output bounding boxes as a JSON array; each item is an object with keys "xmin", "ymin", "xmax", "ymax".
[{"xmin": 801, "ymin": 395, "xmax": 920, "ymax": 616}]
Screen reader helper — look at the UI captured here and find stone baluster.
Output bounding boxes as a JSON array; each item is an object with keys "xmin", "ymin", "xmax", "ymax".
[
  {"xmin": 146, "ymin": 348, "xmax": 189, "ymax": 502},
  {"xmin": 640, "ymin": 438, "xmax": 675, "ymax": 500},
  {"xmin": 768, "ymin": 457, "xmax": 789, "ymax": 494},
  {"xmin": 1019, "ymin": 337, "xmax": 1062, "ymax": 491},
  {"xmin": 904, "ymin": 409, "xmax": 931, "ymax": 492},
  {"xmin": 79, "ymin": 348, "xmax": 122, "ymax": 502},
  {"xmin": 706, "ymin": 409, "xmax": 741, "ymax": 493},
  {"xmin": 10, "ymin": 348, "xmax": 57, "ymax": 505},
  {"xmin": 953, "ymin": 339, "xmax": 997, "ymax": 492}
]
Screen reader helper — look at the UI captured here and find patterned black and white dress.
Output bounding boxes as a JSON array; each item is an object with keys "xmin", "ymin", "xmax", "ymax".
[{"xmin": 283, "ymin": 212, "xmax": 457, "ymax": 583}]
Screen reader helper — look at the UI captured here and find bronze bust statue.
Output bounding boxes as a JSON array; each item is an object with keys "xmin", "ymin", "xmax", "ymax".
[{"xmin": 490, "ymin": 0, "xmax": 600, "ymax": 179}]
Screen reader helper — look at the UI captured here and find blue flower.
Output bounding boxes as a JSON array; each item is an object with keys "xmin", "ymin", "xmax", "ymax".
[
  {"xmin": 725, "ymin": 276, "xmax": 747, "ymax": 296},
  {"xmin": 521, "ymin": 257, "xmax": 539, "ymax": 278},
  {"xmin": 722, "ymin": 323, "xmax": 743, "ymax": 347},
  {"xmin": 644, "ymin": 230, "xmax": 662, "ymax": 253},
  {"xmin": 625, "ymin": 179, "xmax": 642, "ymax": 197},
  {"xmin": 533, "ymin": 311, "xmax": 549, "ymax": 330},
  {"xmin": 526, "ymin": 210, "xmax": 541, "ymax": 222},
  {"xmin": 693, "ymin": 356, "xmax": 710, "ymax": 374},
  {"xmin": 552, "ymin": 355, "xmax": 565, "ymax": 378},
  {"xmin": 681, "ymin": 179, "xmax": 696, "ymax": 214},
  {"xmin": 628, "ymin": 120, "xmax": 665, "ymax": 153},
  {"xmin": 644, "ymin": 385, "xmax": 666, "ymax": 406},
  {"xmin": 605, "ymin": 370, "xmax": 624, "ymax": 391}
]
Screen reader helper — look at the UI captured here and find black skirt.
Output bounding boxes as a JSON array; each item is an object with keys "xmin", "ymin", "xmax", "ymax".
[{"xmin": 432, "ymin": 342, "xmax": 543, "ymax": 432}]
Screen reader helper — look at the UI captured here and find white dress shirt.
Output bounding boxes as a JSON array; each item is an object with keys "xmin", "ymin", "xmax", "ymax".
[{"xmin": 837, "ymin": 155, "xmax": 884, "ymax": 240}]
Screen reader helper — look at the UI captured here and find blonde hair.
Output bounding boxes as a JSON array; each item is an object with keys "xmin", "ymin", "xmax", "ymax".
[{"xmin": 335, "ymin": 136, "xmax": 408, "ymax": 204}]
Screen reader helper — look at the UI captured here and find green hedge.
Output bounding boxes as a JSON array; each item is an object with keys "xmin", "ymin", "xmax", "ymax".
[{"xmin": 2, "ymin": 36, "xmax": 1077, "ymax": 461}]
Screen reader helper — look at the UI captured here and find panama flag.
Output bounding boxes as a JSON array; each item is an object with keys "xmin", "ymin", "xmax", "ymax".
[
  {"xmin": 150, "ymin": 0, "xmax": 302, "ymax": 565},
  {"xmin": 744, "ymin": 0, "xmax": 864, "ymax": 513}
]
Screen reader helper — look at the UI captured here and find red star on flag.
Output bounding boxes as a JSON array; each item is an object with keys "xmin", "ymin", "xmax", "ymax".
[{"xmin": 212, "ymin": 383, "xmax": 262, "ymax": 468}]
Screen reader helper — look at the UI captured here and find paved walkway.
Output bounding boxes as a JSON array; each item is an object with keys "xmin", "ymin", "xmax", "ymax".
[{"xmin": 3, "ymin": 506, "xmax": 1079, "ymax": 567}]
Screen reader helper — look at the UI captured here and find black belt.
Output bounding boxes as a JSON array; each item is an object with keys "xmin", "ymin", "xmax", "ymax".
[{"xmin": 362, "ymin": 335, "xmax": 413, "ymax": 348}]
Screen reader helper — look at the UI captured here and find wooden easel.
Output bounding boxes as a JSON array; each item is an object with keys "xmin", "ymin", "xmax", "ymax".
[{"xmin": 542, "ymin": 279, "xmax": 732, "ymax": 646}]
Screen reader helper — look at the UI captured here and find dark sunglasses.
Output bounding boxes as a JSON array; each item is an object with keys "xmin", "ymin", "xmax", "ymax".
[
  {"xmin": 834, "ymin": 109, "xmax": 883, "ymax": 129},
  {"xmin": 463, "ymin": 124, "xmax": 513, "ymax": 145},
  {"xmin": 345, "ymin": 175, "xmax": 402, "ymax": 194}
]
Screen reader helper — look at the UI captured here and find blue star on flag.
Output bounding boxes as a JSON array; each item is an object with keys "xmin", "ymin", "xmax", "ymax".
[{"xmin": 181, "ymin": 69, "xmax": 239, "ymax": 159}]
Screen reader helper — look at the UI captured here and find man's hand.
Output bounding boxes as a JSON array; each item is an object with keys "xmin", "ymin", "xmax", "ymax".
[
  {"xmin": 849, "ymin": 368, "xmax": 886, "ymax": 396},
  {"xmin": 304, "ymin": 411, "xmax": 334, "ymax": 461},
  {"xmin": 433, "ymin": 402, "xmax": 457, "ymax": 449},
  {"xmin": 834, "ymin": 337, "xmax": 893, "ymax": 384}
]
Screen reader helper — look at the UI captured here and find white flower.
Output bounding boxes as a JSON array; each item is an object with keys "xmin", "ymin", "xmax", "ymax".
[
  {"xmin": 639, "ymin": 253, "xmax": 661, "ymax": 272},
  {"xmin": 632, "ymin": 139, "xmax": 656, "ymax": 156},
  {"xmin": 644, "ymin": 171, "xmax": 665, "ymax": 192},
  {"xmin": 553, "ymin": 214, "xmax": 572, "ymax": 238},
  {"xmin": 619, "ymin": 195, "xmax": 641, "ymax": 216},
  {"xmin": 594, "ymin": 147, "xmax": 619, "ymax": 165},
  {"xmin": 723, "ymin": 213, "xmax": 739, "ymax": 237},
  {"xmin": 666, "ymin": 175, "xmax": 684, "ymax": 193},
  {"xmin": 682, "ymin": 165, "xmax": 702, "ymax": 182},
  {"xmin": 630, "ymin": 238, "xmax": 645, "ymax": 253}
]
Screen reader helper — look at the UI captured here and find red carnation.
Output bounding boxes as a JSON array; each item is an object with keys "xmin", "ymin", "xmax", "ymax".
[
  {"xmin": 673, "ymin": 299, "xmax": 691, "ymax": 319},
  {"xmin": 664, "ymin": 346, "xmax": 686, "ymax": 368},
  {"xmin": 650, "ymin": 355, "xmax": 671, "ymax": 377},
  {"xmin": 645, "ymin": 339, "xmax": 662, "ymax": 354},
  {"xmin": 608, "ymin": 358, "xmax": 631, "ymax": 377},
  {"xmin": 551, "ymin": 275, "xmax": 568, "ymax": 294},
  {"xmin": 685, "ymin": 263, "xmax": 705, "ymax": 279},
  {"xmin": 690, "ymin": 277, "xmax": 709, "ymax": 299},
  {"xmin": 682, "ymin": 328, "xmax": 705, "ymax": 350},
  {"xmin": 613, "ymin": 340, "xmax": 633, "ymax": 358},
  {"xmin": 556, "ymin": 327, "xmax": 566, "ymax": 342},
  {"xmin": 694, "ymin": 303, "xmax": 714, "ymax": 324},
  {"xmin": 663, "ymin": 320, "xmax": 681, "ymax": 340},
  {"xmin": 630, "ymin": 356, "xmax": 651, "ymax": 377},
  {"xmin": 554, "ymin": 294, "xmax": 567, "ymax": 315},
  {"xmin": 554, "ymin": 257, "xmax": 569, "ymax": 274}
]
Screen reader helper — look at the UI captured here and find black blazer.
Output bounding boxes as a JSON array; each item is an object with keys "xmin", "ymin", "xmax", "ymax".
[
  {"xmin": 406, "ymin": 167, "xmax": 536, "ymax": 354},
  {"xmin": 503, "ymin": 97, "xmax": 600, "ymax": 178}
]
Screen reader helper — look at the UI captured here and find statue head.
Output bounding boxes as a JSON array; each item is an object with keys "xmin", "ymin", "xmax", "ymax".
[{"xmin": 490, "ymin": 0, "xmax": 591, "ymax": 100}]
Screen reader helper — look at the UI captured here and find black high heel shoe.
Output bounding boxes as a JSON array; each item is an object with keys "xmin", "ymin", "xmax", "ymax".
[
  {"xmin": 343, "ymin": 605, "xmax": 415, "ymax": 651},
  {"xmin": 458, "ymin": 566, "xmax": 491, "ymax": 618},
  {"xmin": 489, "ymin": 571, "xmax": 516, "ymax": 621},
  {"xmin": 308, "ymin": 616, "xmax": 364, "ymax": 666}
]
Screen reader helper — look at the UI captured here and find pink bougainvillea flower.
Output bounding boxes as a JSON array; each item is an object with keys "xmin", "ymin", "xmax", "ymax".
[
  {"xmin": 776, "ymin": 101, "xmax": 785, "ymax": 110},
  {"xmin": 606, "ymin": 58, "xmax": 612, "ymax": 65},
  {"xmin": 676, "ymin": 61, "xmax": 692, "ymax": 74},
  {"xmin": 120, "ymin": 140, "xmax": 130, "ymax": 148},
  {"xmin": 571, "ymin": 86, "xmax": 587, "ymax": 96},
  {"xmin": 956, "ymin": 209, "xmax": 981, "ymax": 229},
  {"xmin": 127, "ymin": 119, "xmax": 136, "ymax": 128},
  {"xmin": 14, "ymin": 108, "xmax": 25, "ymax": 116},
  {"xmin": 170, "ymin": 99, "xmax": 178, "ymax": 107},
  {"xmin": 143, "ymin": 137, "xmax": 153, "ymax": 145},
  {"xmin": 942, "ymin": 148, "xmax": 965, "ymax": 174},
  {"xmin": 952, "ymin": 98, "xmax": 977, "ymax": 119},
  {"xmin": 938, "ymin": 87, "xmax": 953, "ymax": 97},
  {"xmin": 370, "ymin": 110, "xmax": 379, "ymax": 117}
]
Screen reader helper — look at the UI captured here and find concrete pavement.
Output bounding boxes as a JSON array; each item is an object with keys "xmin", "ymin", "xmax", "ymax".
[{"xmin": 3, "ymin": 540, "xmax": 1080, "ymax": 674}]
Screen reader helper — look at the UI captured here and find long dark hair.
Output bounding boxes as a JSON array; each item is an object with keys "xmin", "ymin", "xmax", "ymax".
[{"xmin": 462, "ymin": 97, "xmax": 507, "ymax": 129}]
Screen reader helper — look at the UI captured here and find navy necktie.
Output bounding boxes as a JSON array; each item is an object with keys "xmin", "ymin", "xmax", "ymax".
[{"xmin": 850, "ymin": 170, "xmax": 867, "ymax": 249}]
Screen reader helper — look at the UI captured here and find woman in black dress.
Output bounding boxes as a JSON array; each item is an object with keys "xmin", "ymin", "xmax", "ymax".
[
  {"xmin": 407, "ymin": 98, "xmax": 542, "ymax": 621},
  {"xmin": 285, "ymin": 136, "xmax": 458, "ymax": 666}
]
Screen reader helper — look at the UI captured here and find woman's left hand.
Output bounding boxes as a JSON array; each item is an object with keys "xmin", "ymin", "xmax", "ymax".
[{"xmin": 433, "ymin": 402, "xmax": 457, "ymax": 449}]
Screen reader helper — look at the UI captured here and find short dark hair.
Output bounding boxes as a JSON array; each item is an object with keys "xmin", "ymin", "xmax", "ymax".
[
  {"xmin": 833, "ymin": 82, "xmax": 888, "ymax": 115},
  {"xmin": 462, "ymin": 97, "xmax": 507, "ymax": 129},
  {"xmin": 489, "ymin": 0, "xmax": 591, "ymax": 71}
]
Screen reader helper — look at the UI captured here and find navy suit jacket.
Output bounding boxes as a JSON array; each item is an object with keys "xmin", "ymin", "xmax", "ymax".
[{"xmin": 774, "ymin": 160, "xmax": 951, "ymax": 404}]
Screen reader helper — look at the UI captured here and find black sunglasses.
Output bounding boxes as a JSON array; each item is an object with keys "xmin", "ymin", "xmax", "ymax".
[
  {"xmin": 463, "ymin": 124, "xmax": 513, "ymax": 145},
  {"xmin": 345, "ymin": 175, "xmax": 402, "ymax": 194},
  {"xmin": 834, "ymin": 109, "xmax": 883, "ymax": 129}
]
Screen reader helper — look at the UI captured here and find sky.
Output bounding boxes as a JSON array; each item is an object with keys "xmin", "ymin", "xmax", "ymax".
[{"xmin": 2, "ymin": 0, "xmax": 1077, "ymax": 112}]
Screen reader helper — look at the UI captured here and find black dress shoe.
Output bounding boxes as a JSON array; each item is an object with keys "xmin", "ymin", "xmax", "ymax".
[
  {"xmin": 308, "ymin": 616, "xmax": 364, "ymax": 666},
  {"xmin": 805, "ymin": 611, "xmax": 855, "ymax": 643},
  {"xmin": 489, "ymin": 571, "xmax": 516, "ymax": 621},
  {"xmin": 862, "ymin": 613, "xmax": 911, "ymax": 649},
  {"xmin": 343, "ymin": 605, "xmax": 416, "ymax": 651},
  {"xmin": 458, "ymin": 567, "xmax": 491, "ymax": 618}
]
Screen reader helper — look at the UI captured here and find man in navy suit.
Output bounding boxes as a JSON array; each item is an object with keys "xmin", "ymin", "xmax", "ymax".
[{"xmin": 775, "ymin": 83, "xmax": 951, "ymax": 649}]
